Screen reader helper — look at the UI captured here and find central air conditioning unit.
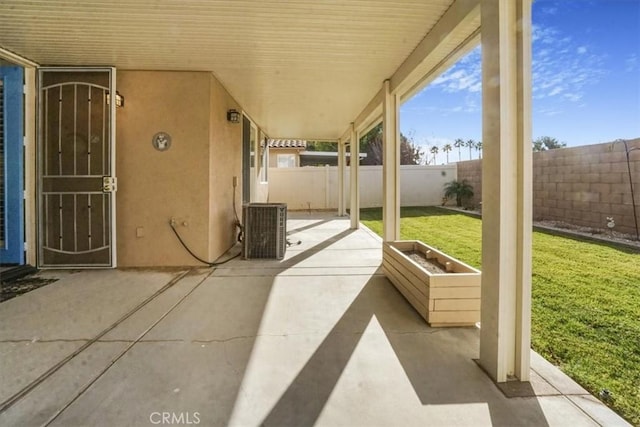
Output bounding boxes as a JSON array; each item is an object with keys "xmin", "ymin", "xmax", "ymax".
[{"xmin": 243, "ymin": 203, "xmax": 287, "ymax": 260}]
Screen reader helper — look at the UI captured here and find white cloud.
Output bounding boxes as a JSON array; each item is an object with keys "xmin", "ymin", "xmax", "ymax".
[
  {"xmin": 548, "ymin": 86, "xmax": 564, "ymax": 96},
  {"xmin": 563, "ymin": 93, "xmax": 583, "ymax": 102},
  {"xmin": 422, "ymin": 21, "xmax": 606, "ymax": 117},
  {"xmin": 530, "ymin": 23, "xmax": 605, "ymax": 104},
  {"xmin": 424, "ymin": 136, "xmax": 454, "ymax": 147},
  {"xmin": 535, "ymin": 107, "xmax": 563, "ymax": 116},
  {"xmin": 626, "ymin": 54, "xmax": 638, "ymax": 72},
  {"xmin": 402, "ymin": 93, "xmax": 480, "ymax": 116},
  {"xmin": 532, "ymin": 25, "xmax": 565, "ymax": 44},
  {"xmin": 430, "ymin": 47, "xmax": 482, "ymax": 95}
]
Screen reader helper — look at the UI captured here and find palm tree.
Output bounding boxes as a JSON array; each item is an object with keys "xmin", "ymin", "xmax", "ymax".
[
  {"xmin": 442, "ymin": 143, "xmax": 452, "ymax": 164},
  {"xmin": 443, "ymin": 179, "xmax": 474, "ymax": 207},
  {"xmin": 466, "ymin": 139, "xmax": 475, "ymax": 160},
  {"xmin": 430, "ymin": 145, "xmax": 439, "ymax": 165},
  {"xmin": 476, "ymin": 141, "xmax": 483, "ymax": 159},
  {"xmin": 454, "ymin": 138, "xmax": 464, "ymax": 162}
]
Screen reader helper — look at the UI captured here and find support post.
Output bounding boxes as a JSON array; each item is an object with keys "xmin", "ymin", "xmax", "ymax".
[
  {"xmin": 382, "ymin": 80, "xmax": 400, "ymax": 241},
  {"xmin": 479, "ymin": 0, "xmax": 533, "ymax": 382},
  {"xmin": 349, "ymin": 124, "xmax": 360, "ymax": 229},
  {"xmin": 24, "ymin": 67, "xmax": 37, "ymax": 266},
  {"xmin": 338, "ymin": 139, "xmax": 345, "ymax": 216}
]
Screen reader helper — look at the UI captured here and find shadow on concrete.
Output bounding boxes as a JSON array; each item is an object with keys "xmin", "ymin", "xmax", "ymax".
[
  {"xmin": 206, "ymin": 227, "xmax": 359, "ymax": 425},
  {"xmin": 133, "ymin": 227, "xmax": 362, "ymax": 426},
  {"xmin": 260, "ymin": 276, "xmax": 550, "ymax": 427},
  {"xmin": 286, "ymin": 218, "xmax": 334, "ymax": 235}
]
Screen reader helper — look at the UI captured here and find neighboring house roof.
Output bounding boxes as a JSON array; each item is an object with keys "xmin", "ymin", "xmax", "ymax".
[
  {"xmin": 299, "ymin": 151, "xmax": 367, "ymax": 167},
  {"xmin": 268, "ymin": 139, "xmax": 307, "ymax": 149},
  {"xmin": 299, "ymin": 151, "xmax": 367, "ymax": 158}
]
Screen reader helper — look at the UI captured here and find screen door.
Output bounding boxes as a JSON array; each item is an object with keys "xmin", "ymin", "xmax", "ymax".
[{"xmin": 38, "ymin": 68, "xmax": 116, "ymax": 267}]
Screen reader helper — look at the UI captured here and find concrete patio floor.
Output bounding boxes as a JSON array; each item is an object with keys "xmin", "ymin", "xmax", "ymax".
[{"xmin": 0, "ymin": 213, "xmax": 630, "ymax": 426}]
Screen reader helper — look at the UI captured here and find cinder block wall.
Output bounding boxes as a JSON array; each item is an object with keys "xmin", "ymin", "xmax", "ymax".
[
  {"xmin": 456, "ymin": 139, "xmax": 640, "ymax": 236},
  {"xmin": 456, "ymin": 160, "xmax": 483, "ymax": 207}
]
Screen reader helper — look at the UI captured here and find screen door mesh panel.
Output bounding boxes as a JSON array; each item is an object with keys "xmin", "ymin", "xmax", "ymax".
[{"xmin": 243, "ymin": 203, "xmax": 287, "ymax": 260}]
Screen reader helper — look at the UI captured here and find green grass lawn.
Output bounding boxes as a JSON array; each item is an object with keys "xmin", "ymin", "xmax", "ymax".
[{"xmin": 361, "ymin": 206, "xmax": 640, "ymax": 425}]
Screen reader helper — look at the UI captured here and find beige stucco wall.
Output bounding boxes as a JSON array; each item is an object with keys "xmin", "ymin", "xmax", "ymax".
[
  {"xmin": 116, "ymin": 71, "xmax": 242, "ymax": 266},
  {"xmin": 208, "ymin": 74, "xmax": 242, "ymax": 260}
]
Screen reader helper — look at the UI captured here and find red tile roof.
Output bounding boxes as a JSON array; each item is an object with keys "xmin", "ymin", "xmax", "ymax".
[{"xmin": 267, "ymin": 139, "xmax": 307, "ymax": 149}]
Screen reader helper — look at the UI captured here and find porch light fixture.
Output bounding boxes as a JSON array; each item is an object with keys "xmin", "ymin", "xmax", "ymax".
[
  {"xmin": 106, "ymin": 91, "xmax": 125, "ymax": 108},
  {"xmin": 227, "ymin": 109, "xmax": 240, "ymax": 123}
]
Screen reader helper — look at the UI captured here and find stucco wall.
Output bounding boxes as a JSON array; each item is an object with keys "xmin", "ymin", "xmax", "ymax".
[
  {"xmin": 116, "ymin": 71, "xmax": 243, "ymax": 266},
  {"xmin": 208, "ymin": 75, "xmax": 243, "ymax": 260},
  {"xmin": 456, "ymin": 140, "xmax": 640, "ymax": 235}
]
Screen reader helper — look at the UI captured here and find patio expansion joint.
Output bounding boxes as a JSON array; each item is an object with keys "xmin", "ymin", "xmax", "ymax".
[
  {"xmin": 529, "ymin": 366, "xmax": 591, "ymax": 397},
  {"xmin": 36, "ymin": 268, "xmax": 216, "ymax": 426},
  {"xmin": 0, "ymin": 268, "xmax": 201, "ymax": 418},
  {"xmin": 188, "ymin": 331, "xmax": 351, "ymax": 343},
  {"xmin": 94, "ymin": 338, "xmax": 261, "ymax": 344},
  {"xmin": 122, "ymin": 329, "xmax": 441, "ymax": 345},
  {"xmin": 388, "ymin": 329, "xmax": 446, "ymax": 335},
  {"xmin": 562, "ymin": 394, "xmax": 618, "ymax": 427},
  {"xmin": 212, "ymin": 272, "xmax": 386, "ymax": 279},
  {"xmin": 0, "ymin": 339, "xmax": 91, "ymax": 343}
]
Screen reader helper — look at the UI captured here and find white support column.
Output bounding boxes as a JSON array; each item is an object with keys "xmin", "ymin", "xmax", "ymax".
[
  {"xmin": 24, "ymin": 67, "xmax": 37, "ymax": 266},
  {"xmin": 382, "ymin": 80, "xmax": 400, "ymax": 242},
  {"xmin": 338, "ymin": 139, "xmax": 345, "ymax": 216},
  {"xmin": 479, "ymin": 0, "xmax": 533, "ymax": 382},
  {"xmin": 349, "ymin": 124, "xmax": 360, "ymax": 229}
]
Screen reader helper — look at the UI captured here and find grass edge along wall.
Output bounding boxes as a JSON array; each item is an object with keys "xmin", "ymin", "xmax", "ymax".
[{"xmin": 361, "ymin": 206, "xmax": 640, "ymax": 426}]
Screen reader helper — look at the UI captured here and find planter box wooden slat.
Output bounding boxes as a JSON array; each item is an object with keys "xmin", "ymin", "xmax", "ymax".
[
  {"xmin": 433, "ymin": 298, "xmax": 480, "ymax": 311},
  {"xmin": 382, "ymin": 255, "xmax": 428, "ymax": 299},
  {"xmin": 382, "ymin": 258, "xmax": 428, "ymax": 318},
  {"xmin": 382, "ymin": 240, "xmax": 481, "ymax": 327},
  {"xmin": 429, "ymin": 286, "xmax": 481, "ymax": 300},
  {"xmin": 428, "ymin": 310, "xmax": 480, "ymax": 327}
]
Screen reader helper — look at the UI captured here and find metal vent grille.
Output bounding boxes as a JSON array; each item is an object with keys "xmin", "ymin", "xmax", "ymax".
[
  {"xmin": 0, "ymin": 80, "xmax": 5, "ymax": 246},
  {"xmin": 243, "ymin": 203, "xmax": 287, "ymax": 260}
]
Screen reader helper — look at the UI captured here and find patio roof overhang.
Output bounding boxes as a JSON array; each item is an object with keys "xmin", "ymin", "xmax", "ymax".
[
  {"xmin": 0, "ymin": 0, "xmax": 479, "ymax": 140},
  {"xmin": 0, "ymin": 0, "xmax": 535, "ymax": 387}
]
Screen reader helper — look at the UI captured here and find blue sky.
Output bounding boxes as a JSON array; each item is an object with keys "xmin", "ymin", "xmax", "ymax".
[{"xmin": 401, "ymin": 0, "xmax": 640, "ymax": 164}]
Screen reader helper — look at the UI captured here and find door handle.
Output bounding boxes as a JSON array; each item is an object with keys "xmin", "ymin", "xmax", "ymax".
[{"xmin": 102, "ymin": 176, "xmax": 117, "ymax": 193}]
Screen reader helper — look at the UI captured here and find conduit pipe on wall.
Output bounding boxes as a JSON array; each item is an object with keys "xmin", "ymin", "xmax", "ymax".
[{"xmin": 615, "ymin": 139, "xmax": 640, "ymax": 241}]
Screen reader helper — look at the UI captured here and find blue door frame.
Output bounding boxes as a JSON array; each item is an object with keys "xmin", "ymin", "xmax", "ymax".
[{"xmin": 0, "ymin": 66, "xmax": 25, "ymax": 265}]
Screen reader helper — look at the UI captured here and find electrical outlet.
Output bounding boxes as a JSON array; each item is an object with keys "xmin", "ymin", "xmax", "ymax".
[{"xmin": 170, "ymin": 217, "xmax": 177, "ymax": 226}]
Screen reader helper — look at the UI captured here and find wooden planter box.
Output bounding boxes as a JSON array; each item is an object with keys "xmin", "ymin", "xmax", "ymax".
[{"xmin": 382, "ymin": 240, "xmax": 481, "ymax": 327}]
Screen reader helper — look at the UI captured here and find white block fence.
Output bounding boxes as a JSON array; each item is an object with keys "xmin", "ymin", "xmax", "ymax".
[{"xmin": 267, "ymin": 165, "xmax": 457, "ymax": 210}]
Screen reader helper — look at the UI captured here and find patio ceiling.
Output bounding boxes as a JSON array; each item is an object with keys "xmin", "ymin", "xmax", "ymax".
[{"xmin": 0, "ymin": 0, "xmax": 479, "ymax": 139}]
